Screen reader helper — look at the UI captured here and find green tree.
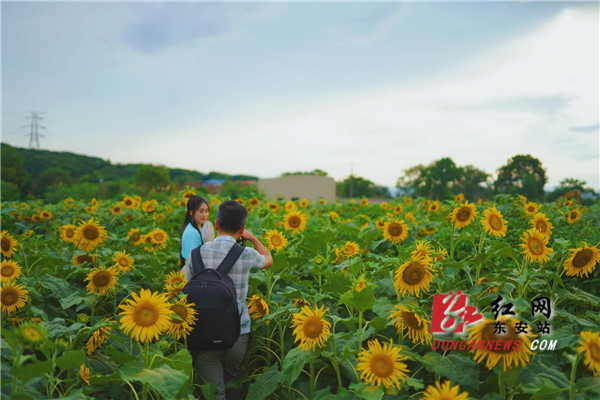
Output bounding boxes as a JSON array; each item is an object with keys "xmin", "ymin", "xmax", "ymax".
[
  {"xmin": 547, "ymin": 178, "xmax": 598, "ymax": 205},
  {"xmin": 1, "ymin": 143, "xmax": 32, "ymax": 198},
  {"xmin": 336, "ymin": 176, "xmax": 389, "ymax": 198},
  {"xmin": 133, "ymin": 165, "xmax": 172, "ymax": 190},
  {"xmin": 494, "ymin": 155, "xmax": 547, "ymax": 199}
]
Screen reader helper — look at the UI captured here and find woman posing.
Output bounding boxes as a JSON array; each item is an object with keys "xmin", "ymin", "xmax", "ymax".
[{"xmin": 180, "ymin": 195, "xmax": 215, "ymax": 265}]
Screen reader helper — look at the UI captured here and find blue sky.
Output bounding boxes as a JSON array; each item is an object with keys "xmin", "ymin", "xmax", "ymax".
[{"xmin": 2, "ymin": 1, "xmax": 598, "ymax": 190}]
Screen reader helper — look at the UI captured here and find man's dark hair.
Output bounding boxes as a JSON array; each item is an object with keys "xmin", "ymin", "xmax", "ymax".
[{"xmin": 217, "ymin": 200, "xmax": 248, "ymax": 233}]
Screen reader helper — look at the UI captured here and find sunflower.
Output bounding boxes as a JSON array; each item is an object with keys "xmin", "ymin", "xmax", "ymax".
[
  {"xmin": 18, "ymin": 321, "xmax": 47, "ymax": 348},
  {"xmin": 142, "ymin": 200, "xmax": 157, "ymax": 213},
  {"xmin": 118, "ymin": 289, "xmax": 172, "ymax": 343},
  {"xmin": 393, "ymin": 205, "xmax": 404, "ymax": 214},
  {"xmin": 428, "ymin": 201, "xmax": 440, "ymax": 213},
  {"xmin": 564, "ymin": 243, "xmax": 600, "ymax": 278},
  {"xmin": 110, "ymin": 204, "xmax": 123, "ymax": 216},
  {"xmin": 84, "ymin": 206, "xmax": 96, "ymax": 215},
  {"xmin": 454, "ymin": 193, "xmax": 465, "ymax": 203},
  {"xmin": 1, "ymin": 230, "xmax": 18, "ymax": 258},
  {"xmin": 64, "ymin": 197, "xmax": 75, "ymax": 208},
  {"xmin": 1, "ymin": 282, "xmax": 28, "ymax": 314},
  {"xmin": 523, "ymin": 201, "xmax": 541, "ymax": 216},
  {"xmin": 264, "ymin": 230, "xmax": 288, "ymax": 251},
  {"xmin": 164, "ymin": 271, "xmax": 186, "ymax": 288},
  {"xmin": 59, "ymin": 224, "xmax": 77, "ymax": 243},
  {"xmin": 86, "ymin": 321, "xmax": 112, "ymax": 355},
  {"xmin": 389, "ymin": 305, "xmax": 432, "ymax": 345},
  {"xmin": 283, "ymin": 210, "xmax": 308, "ymax": 234},
  {"xmin": 84, "ymin": 267, "xmax": 119, "ymax": 296},
  {"xmin": 73, "ymin": 253, "xmax": 95, "ymax": 265},
  {"xmin": 449, "ymin": 202, "xmax": 477, "ymax": 229},
  {"xmin": 329, "ymin": 211, "xmax": 339, "ymax": 222},
  {"xmin": 356, "ymin": 339, "xmax": 409, "ymax": 390},
  {"xmin": 577, "ymin": 331, "xmax": 600, "ymax": 376},
  {"xmin": 411, "ymin": 240, "xmax": 434, "ymax": 262},
  {"xmin": 293, "ymin": 298, "xmax": 311, "ymax": 307},
  {"xmin": 421, "ymin": 380, "xmax": 469, "ymax": 400},
  {"xmin": 567, "ymin": 209, "xmax": 582, "ymax": 224},
  {"xmin": 122, "ymin": 196, "xmax": 136, "ymax": 209},
  {"xmin": 343, "ymin": 241, "xmax": 360, "ymax": 258},
  {"xmin": 1, "ymin": 260, "xmax": 22, "ymax": 282},
  {"xmin": 394, "ymin": 259, "xmax": 434, "ymax": 298},
  {"xmin": 112, "ymin": 250, "xmax": 134, "ymax": 273},
  {"xmin": 166, "ymin": 297, "xmax": 198, "ymax": 340},
  {"xmin": 480, "ymin": 207, "xmax": 508, "ymax": 237},
  {"xmin": 520, "ymin": 228, "xmax": 553, "ymax": 264},
  {"xmin": 530, "ymin": 212, "xmax": 553, "ymax": 237},
  {"xmin": 383, "ymin": 219, "xmax": 409, "ymax": 244},
  {"xmin": 246, "ymin": 197, "xmax": 260, "ymax": 209},
  {"xmin": 354, "ymin": 276, "xmax": 368, "ymax": 292},
  {"xmin": 291, "ymin": 305, "xmax": 331, "ymax": 351},
  {"xmin": 468, "ymin": 316, "xmax": 535, "ymax": 371},
  {"xmin": 79, "ymin": 364, "xmax": 90, "ymax": 386},
  {"xmin": 75, "ymin": 218, "xmax": 108, "ymax": 250},
  {"xmin": 127, "ymin": 228, "xmax": 143, "ymax": 245},
  {"xmin": 149, "ymin": 229, "xmax": 168, "ymax": 247},
  {"xmin": 248, "ymin": 295, "xmax": 269, "ymax": 320}
]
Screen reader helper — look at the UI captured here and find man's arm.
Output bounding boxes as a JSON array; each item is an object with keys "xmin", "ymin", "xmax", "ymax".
[{"xmin": 241, "ymin": 230, "xmax": 273, "ymax": 269}]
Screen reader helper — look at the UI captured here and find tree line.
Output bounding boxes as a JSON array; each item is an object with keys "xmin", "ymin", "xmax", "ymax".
[{"xmin": 0, "ymin": 144, "xmax": 258, "ymax": 202}]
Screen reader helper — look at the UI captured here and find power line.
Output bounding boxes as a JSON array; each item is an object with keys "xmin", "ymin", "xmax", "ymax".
[{"xmin": 24, "ymin": 110, "xmax": 46, "ymax": 149}]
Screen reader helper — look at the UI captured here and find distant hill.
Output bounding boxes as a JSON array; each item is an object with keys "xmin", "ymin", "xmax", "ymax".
[{"xmin": 1, "ymin": 143, "xmax": 258, "ymax": 201}]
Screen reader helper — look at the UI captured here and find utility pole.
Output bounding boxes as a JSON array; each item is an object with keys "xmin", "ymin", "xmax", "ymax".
[{"xmin": 24, "ymin": 111, "xmax": 46, "ymax": 149}]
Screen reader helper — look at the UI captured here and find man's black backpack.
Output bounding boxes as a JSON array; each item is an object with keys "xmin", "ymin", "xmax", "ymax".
[{"xmin": 182, "ymin": 243, "xmax": 243, "ymax": 351}]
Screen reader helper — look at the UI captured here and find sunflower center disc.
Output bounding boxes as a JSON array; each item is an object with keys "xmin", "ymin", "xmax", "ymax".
[
  {"xmin": 529, "ymin": 239, "xmax": 544, "ymax": 255},
  {"xmin": 83, "ymin": 226, "xmax": 99, "ymax": 241},
  {"xmin": 2, "ymin": 290, "xmax": 16, "ymax": 305},
  {"xmin": 136, "ymin": 306, "xmax": 159, "ymax": 326},
  {"xmin": 403, "ymin": 312, "xmax": 421, "ymax": 329},
  {"xmin": 573, "ymin": 249, "xmax": 592, "ymax": 268},
  {"xmin": 370, "ymin": 354, "xmax": 393, "ymax": 378},
  {"xmin": 1, "ymin": 238, "xmax": 11, "ymax": 251},
  {"xmin": 490, "ymin": 216, "xmax": 502, "ymax": 230},
  {"xmin": 535, "ymin": 222, "xmax": 547, "ymax": 232},
  {"xmin": 303, "ymin": 317, "xmax": 323, "ymax": 338},
  {"xmin": 171, "ymin": 305, "xmax": 188, "ymax": 324},
  {"xmin": 457, "ymin": 208, "xmax": 471, "ymax": 222},
  {"xmin": 403, "ymin": 263, "xmax": 425, "ymax": 285},
  {"xmin": 388, "ymin": 224, "xmax": 402, "ymax": 236},
  {"xmin": 93, "ymin": 273, "xmax": 110, "ymax": 287},
  {"xmin": 590, "ymin": 342, "xmax": 600, "ymax": 362}
]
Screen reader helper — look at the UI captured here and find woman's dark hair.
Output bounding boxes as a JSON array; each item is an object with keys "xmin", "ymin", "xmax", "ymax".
[{"xmin": 179, "ymin": 195, "xmax": 209, "ymax": 265}]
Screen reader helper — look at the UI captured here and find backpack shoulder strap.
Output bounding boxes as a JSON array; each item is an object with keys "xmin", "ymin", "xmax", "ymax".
[
  {"xmin": 216, "ymin": 243, "xmax": 244, "ymax": 275},
  {"xmin": 190, "ymin": 245, "xmax": 206, "ymax": 276}
]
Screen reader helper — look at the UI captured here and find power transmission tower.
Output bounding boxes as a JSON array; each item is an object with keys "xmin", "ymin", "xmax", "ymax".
[{"xmin": 24, "ymin": 110, "xmax": 46, "ymax": 149}]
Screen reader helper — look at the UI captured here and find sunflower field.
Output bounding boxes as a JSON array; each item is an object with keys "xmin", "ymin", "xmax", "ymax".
[{"xmin": 1, "ymin": 191, "xmax": 599, "ymax": 400}]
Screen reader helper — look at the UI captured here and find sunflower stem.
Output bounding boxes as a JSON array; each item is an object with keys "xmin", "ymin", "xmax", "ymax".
[
  {"xmin": 569, "ymin": 352, "xmax": 581, "ymax": 400},
  {"xmin": 142, "ymin": 341, "xmax": 149, "ymax": 400},
  {"xmin": 309, "ymin": 354, "xmax": 316, "ymax": 394}
]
